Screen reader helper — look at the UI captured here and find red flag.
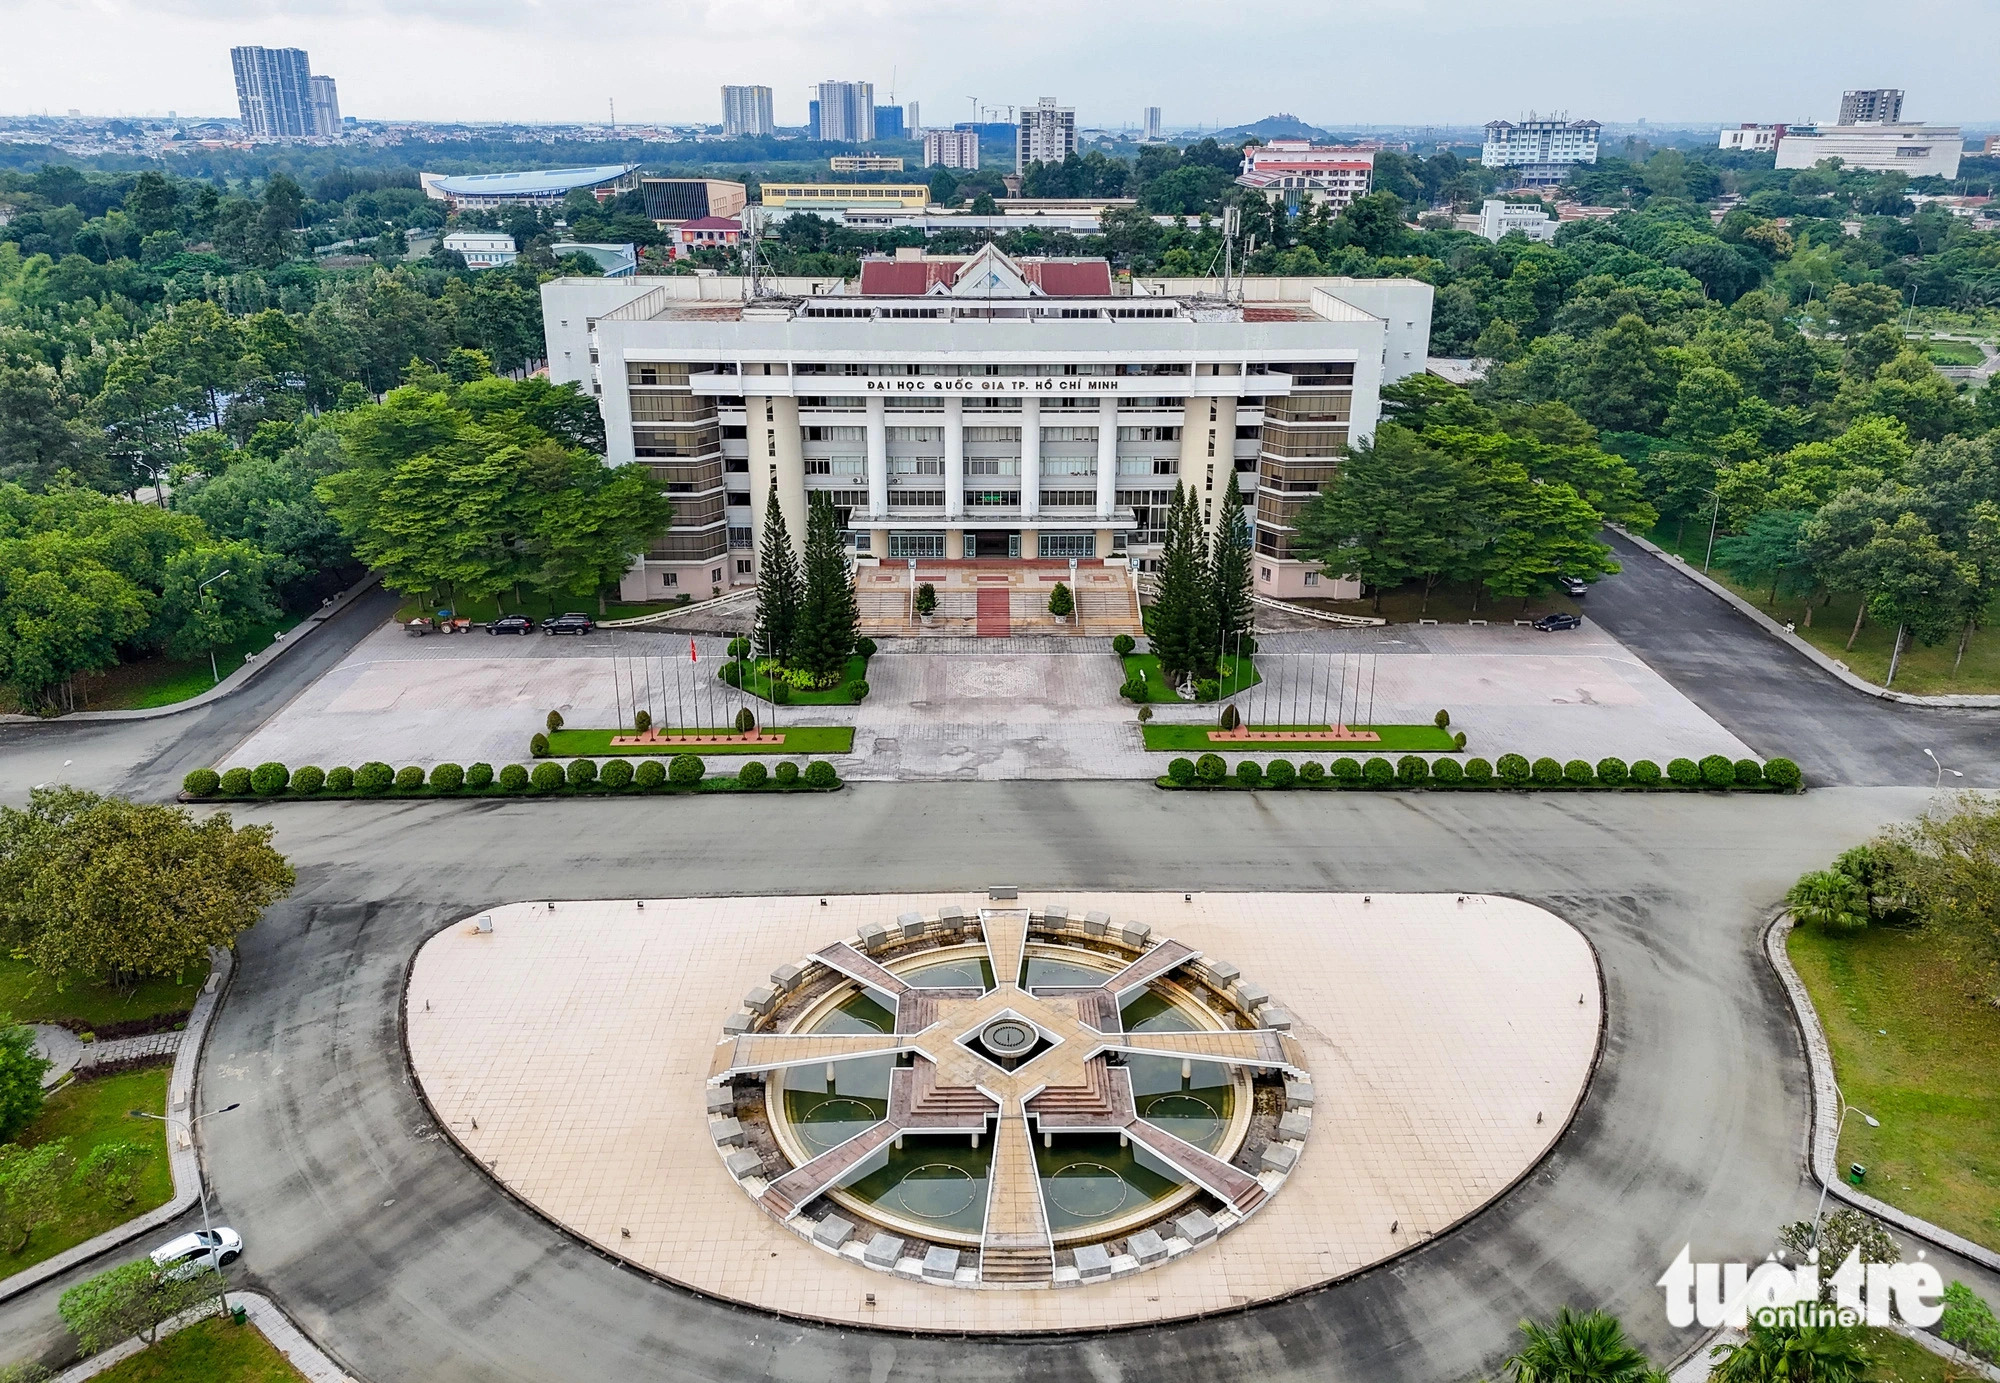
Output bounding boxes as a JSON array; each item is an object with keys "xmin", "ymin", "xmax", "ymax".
[{"xmin": 689, "ymin": 638, "xmax": 699, "ymax": 663}]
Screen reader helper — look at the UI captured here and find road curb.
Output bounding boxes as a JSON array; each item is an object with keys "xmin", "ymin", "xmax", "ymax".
[
  {"xmin": 51, "ymin": 1291, "xmax": 363, "ymax": 1383},
  {"xmin": 0, "ymin": 947, "xmax": 235, "ymax": 1303},
  {"xmin": 1762, "ymin": 911, "xmax": 2000, "ymax": 1271},
  {"xmin": 0, "ymin": 574, "xmax": 382, "ymax": 725},
  {"xmin": 1611, "ymin": 527, "xmax": 2000, "ymax": 708}
]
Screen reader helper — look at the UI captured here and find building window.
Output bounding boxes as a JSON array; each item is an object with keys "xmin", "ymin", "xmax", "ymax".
[
  {"xmin": 736, "ymin": 559, "xmax": 752, "ymax": 575},
  {"xmin": 728, "ymin": 527, "xmax": 753, "ymax": 549},
  {"xmin": 966, "ymin": 458, "xmax": 1018, "ymax": 476},
  {"xmin": 1039, "ymin": 533, "xmax": 1095, "ymax": 559},
  {"xmin": 1304, "ymin": 571, "xmax": 1319, "ymax": 586},
  {"xmin": 1039, "ymin": 490, "xmax": 1096, "ymax": 507},
  {"xmin": 888, "ymin": 490, "xmax": 945, "ymax": 508},
  {"xmin": 805, "ymin": 459, "xmax": 831, "ymax": 474},
  {"xmin": 711, "ymin": 569, "xmax": 722, "ymax": 583},
  {"xmin": 661, "ymin": 571, "xmax": 678, "ymax": 586},
  {"xmin": 888, "ymin": 531, "xmax": 945, "ymax": 558},
  {"xmin": 1260, "ymin": 567, "xmax": 1272, "ymax": 581},
  {"xmin": 966, "ymin": 489, "xmax": 1022, "ymax": 507},
  {"xmin": 850, "ymin": 532, "xmax": 872, "ymax": 553}
]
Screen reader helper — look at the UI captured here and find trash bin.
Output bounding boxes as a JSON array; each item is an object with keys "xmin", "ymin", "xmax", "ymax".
[{"xmin": 1849, "ymin": 1163, "xmax": 1866, "ymax": 1185}]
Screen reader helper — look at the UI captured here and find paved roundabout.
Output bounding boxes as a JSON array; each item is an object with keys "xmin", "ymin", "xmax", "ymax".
[{"xmin": 403, "ymin": 892, "xmax": 1600, "ymax": 1330}]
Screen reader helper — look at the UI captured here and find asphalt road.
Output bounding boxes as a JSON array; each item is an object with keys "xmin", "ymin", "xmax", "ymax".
[{"xmin": 1587, "ymin": 533, "xmax": 2000, "ymax": 788}]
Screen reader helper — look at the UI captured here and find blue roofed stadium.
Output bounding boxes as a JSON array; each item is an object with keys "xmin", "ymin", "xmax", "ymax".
[{"xmin": 421, "ymin": 164, "xmax": 639, "ymax": 209}]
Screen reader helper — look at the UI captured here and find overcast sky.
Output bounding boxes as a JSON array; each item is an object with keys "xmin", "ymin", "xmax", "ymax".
[{"xmin": 5, "ymin": 0, "xmax": 1995, "ymax": 129}]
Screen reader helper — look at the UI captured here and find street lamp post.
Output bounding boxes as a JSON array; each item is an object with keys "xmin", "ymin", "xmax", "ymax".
[
  {"xmin": 195, "ymin": 570, "xmax": 232, "ymax": 686},
  {"xmin": 1810, "ymin": 1100, "xmax": 1878, "ymax": 1248},
  {"xmin": 1702, "ymin": 490, "xmax": 1723, "ymax": 574},
  {"xmin": 1923, "ymin": 748, "xmax": 1964, "ymax": 790},
  {"xmin": 130, "ymin": 1102, "xmax": 241, "ymax": 1308}
]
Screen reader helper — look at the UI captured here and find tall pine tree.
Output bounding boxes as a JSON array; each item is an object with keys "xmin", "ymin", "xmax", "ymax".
[
  {"xmin": 753, "ymin": 481, "xmax": 803, "ymax": 661},
  {"xmin": 1151, "ymin": 485, "xmax": 1215, "ymax": 684},
  {"xmin": 792, "ymin": 493, "xmax": 858, "ymax": 682},
  {"xmin": 1210, "ymin": 473, "xmax": 1254, "ymax": 652}
]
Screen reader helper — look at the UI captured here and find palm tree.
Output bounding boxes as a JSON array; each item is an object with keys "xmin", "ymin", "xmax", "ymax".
[
  {"xmin": 1708, "ymin": 1321, "xmax": 1869, "ymax": 1382},
  {"xmin": 1785, "ymin": 869, "xmax": 1869, "ymax": 932},
  {"xmin": 1505, "ymin": 1307, "xmax": 1661, "ymax": 1383}
]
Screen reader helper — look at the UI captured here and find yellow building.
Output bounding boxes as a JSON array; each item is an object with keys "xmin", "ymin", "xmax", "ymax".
[{"xmin": 759, "ymin": 183, "xmax": 931, "ymax": 209}]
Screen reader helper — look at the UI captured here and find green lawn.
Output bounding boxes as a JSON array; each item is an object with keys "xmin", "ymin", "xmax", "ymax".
[
  {"xmin": 545, "ymin": 727, "xmax": 855, "ymax": 757},
  {"xmin": 724, "ymin": 654, "xmax": 869, "ymax": 706},
  {"xmin": 1121, "ymin": 653, "xmax": 1260, "ymax": 703},
  {"xmin": 1140, "ymin": 724, "xmax": 1460, "ymax": 752},
  {"xmin": 56, "ymin": 613, "xmax": 311, "ymax": 713},
  {"xmin": 1860, "ymin": 1326, "xmax": 1959, "ymax": 1382},
  {"xmin": 89, "ymin": 1315, "xmax": 306, "ymax": 1383},
  {"xmin": 5, "ymin": 1068, "xmax": 174, "ymax": 1274},
  {"xmin": 1788, "ymin": 923, "xmax": 2000, "ymax": 1250},
  {"xmin": 1645, "ymin": 524, "xmax": 2000, "ymax": 695},
  {"xmin": 0, "ymin": 954, "xmax": 202, "ymax": 1034},
  {"xmin": 1922, "ymin": 338, "xmax": 1989, "ymax": 367}
]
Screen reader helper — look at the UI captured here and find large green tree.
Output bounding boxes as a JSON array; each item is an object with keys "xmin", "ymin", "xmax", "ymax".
[
  {"xmin": 790, "ymin": 493, "xmax": 857, "ymax": 683},
  {"xmin": 753, "ymin": 482, "xmax": 803, "ymax": 662},
  {"xmin": 1209, "ymin": 475, "xmax": 1254, "ymax": 648},
  {"xmin": 1504, "ymin": 1306, "xmax": 1659, "ymax": 1383},
  {"xmin": 1149, "ymin": 484, "xmax": 1214, "ymax": 683}
]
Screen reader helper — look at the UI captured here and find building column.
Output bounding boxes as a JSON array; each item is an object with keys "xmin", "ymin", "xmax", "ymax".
[
  {"xmin": 1094, "ymin": 395, "xmax": 1118, "ymax": 521},
  {"xmin": 1177, "ymin": 392, "xmax": 1210, "ymax": 529},
  {"xmin": 1208, "ymin": 395, "xmax": 1238, "ymax": 541},
  {"xmin": 747, "ymin": 391, "xmax": 807, "ymax": 564},
  {"xmin": 865, "ymin": 394, "xmax": 888, "ymax": 523},
  {"xmin": 944, "ymin": 396, "xmax": 965, "ymax": 520},
  {"xmin": 1020, "ymin": 396, "xmax": 1041, "ymax": 521}
]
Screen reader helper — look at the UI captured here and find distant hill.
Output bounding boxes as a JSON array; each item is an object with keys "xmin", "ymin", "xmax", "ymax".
[{"xmin": 1207, "ymin": 113, "xmax": 1337, "ymax": 143}]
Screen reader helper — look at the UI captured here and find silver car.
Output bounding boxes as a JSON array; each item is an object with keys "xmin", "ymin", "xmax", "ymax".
[{"xmin": 149, "ymin": 1228, "xmax": 242, "ymax": 1280}]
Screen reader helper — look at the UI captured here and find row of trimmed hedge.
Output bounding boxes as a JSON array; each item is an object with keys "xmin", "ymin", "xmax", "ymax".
[
  {"xmin": 1161, "ymin": 752, "xmax": 1802, "ymax": 792},
  {"xmin": 183, "ymin": 756, "xmax": 840, "ymax": 800}
]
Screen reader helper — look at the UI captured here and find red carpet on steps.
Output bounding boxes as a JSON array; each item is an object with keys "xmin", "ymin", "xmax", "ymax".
[{"xmin": 975, "ymin": 588, "xmax": 1011, "ymax": 637}]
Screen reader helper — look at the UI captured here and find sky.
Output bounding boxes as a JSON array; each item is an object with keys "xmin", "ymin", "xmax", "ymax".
[{"xmin": 4, "ymin": 0, "xmax": 1996, "ymax": 129}]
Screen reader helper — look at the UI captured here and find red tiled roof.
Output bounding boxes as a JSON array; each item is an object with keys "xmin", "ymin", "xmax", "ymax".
[
  {"xmin": 857, "ymin": 261, "xmax": 946, "ymax": 294},
  {"xmin": 1026, "ymin": 260, "xmax": 1113, "ymax": 296},
  {"xmin": 677, "ymin": 216, "xmax": 741, "ymax": 231}
]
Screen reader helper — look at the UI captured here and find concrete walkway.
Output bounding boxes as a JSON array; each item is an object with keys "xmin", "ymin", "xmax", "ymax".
[
  {"xmin": 73, "ymin": 1031, "xmax": 183, "ymax": 1074},
  {"xmin": 30, "ymin": 1027, "xmax": 81, "ymax": 1089}
]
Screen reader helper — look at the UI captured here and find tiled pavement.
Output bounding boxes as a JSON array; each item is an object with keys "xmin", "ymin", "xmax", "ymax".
[
  {"xmin": 404, "ymin": 891, "xmax": 1601, "ymax": 1334},
  {"xmin": 74, "ymin": 1030, "xmax": 182, "ymax": 1071}
]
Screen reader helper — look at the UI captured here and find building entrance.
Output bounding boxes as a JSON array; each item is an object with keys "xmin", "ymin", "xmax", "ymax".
[{"xmin": 972, "ymin": 530, "xmax": 1020, "ymax": 558}]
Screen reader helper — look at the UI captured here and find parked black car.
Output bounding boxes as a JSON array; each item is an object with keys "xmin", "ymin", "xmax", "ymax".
[
  {"xmin": 542, "ymin": 612, "xmax": 596, "ymax": 636},
  {"xmin": 1533, "ymin": 612, "xmax": 1583, "ymax": 631},
  {"xmin": 488, "ymin": 614, "xmax": 535, "ymax": 635}
]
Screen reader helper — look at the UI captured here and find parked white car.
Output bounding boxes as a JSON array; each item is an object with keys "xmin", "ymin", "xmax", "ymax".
[{"xmin": 149, "ymin": 1228, "xmax": 242, "ymax": 1280}]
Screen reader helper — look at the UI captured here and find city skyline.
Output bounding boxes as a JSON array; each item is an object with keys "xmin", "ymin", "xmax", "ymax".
[{"xmin": 2, "ymin": 0, "xmax": 1997, "ymax": 128}]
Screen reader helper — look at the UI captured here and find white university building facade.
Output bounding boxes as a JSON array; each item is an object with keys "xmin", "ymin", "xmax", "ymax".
[{"xmin": 541, "ymin": 246, "xmax": 1432, "ymax": 601}]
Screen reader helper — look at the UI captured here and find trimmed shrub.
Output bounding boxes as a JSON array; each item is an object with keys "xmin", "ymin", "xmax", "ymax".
[
  {"xmin": 1167, "ymin": 757, "xmax": 1196, "ymax": 786},
  {"xmin": 1700, "ymin": 754, "xmax": 1735, "ymax": 788},
  {"xmin": 719, "ymin": 662, "xmax": 743, "ymax": 688},
  {"xmin": 848, "ymin": 680, "xmax": 870, "ymax": 703},
  {"xmin": 1137, "ymin": 705, "xmax": 1153, "ymax": 723},
  {"xmin": 634, "ymin": 710, "xmax": 652, "ymax": 734},
  {"xmin": 1595, "ymin": 757, "xmax": 1629, "ymax": 786},
  {"xmin": 429, "ymin": 763, "xmax": 465, "ymax": 792},
  {"xmin": 1630, "ymin": 759, "xmax": 1662, "ymax": 786},
  {"xmin": 600, "ymin": 759, "xmax": 634, "ymax": 790},
  {"xmin": 1465, "ymin": 757, "xmax": 1494, "ymax": 783},
  {"xmin": 566, "ymin": 758, "xmax": 598, "ymax": 788},
  {"xmin": 1048, "ymin": 582, "xmax": 1074, "ymax": 618},
  {"xmin": 1666, "ymin": 757, "xmax": 1699, "ymax": 786},
  {"xmin": 1111, "ymin": 634, "xmax": 1135, "ymax": 656},
  {"xmin": 1194, "ymin": 678, "xmax": 1220, "ymax": 703},
  {"xmin": 1235, "ymin": 760, "xmax": 1262, "ymax": 787},
  {"xmin": 1563, "ymin": 759, "xmax": 1594, "ymax": 785},
  {"xmin": 1332, "ymin": 756, "xmax": 1363, "ymax": 786},
  {"xmin": 1496, "ymin": 754, "xmax": 1530, "ymax": 786},
  {"xmin": 669, "ymin": 753, "xmax": 705, "ymax": 786},
  {"xmin": 354, "ymin": 763, "xmax": 391, "ymax": 794},
  {"xmin": 775, "ymin": 761, "xmax": 800, "ymax": 785},
  {"xmin": 1362, "ymin": 756, "xmax": 1394, "ymax": 788},
  {"xmin": 220, "ymin": 767, "xmax": 252, "ymax": 796},
  {"xmin": 466, "ymin": 763, "xmax": 494, "ymax": 789},
  {"xmin": 771, "ymin": 682, "xmax": 792, "ymax": 705},
  {"xmin": 1219, "ymin": 703, "xmax": 1240, "ymax": 731},
  {"xmin": 1299, "ymin": 760, "xmax": 1326, "ymax": 785},
  {"xmin": 855, "ymin": 636, "xmax": 877, "ymax": 659},
  {"xmin": 1733, "ymin": 758, "xmax": 1764, "ymax": 786},
  {"xmin": 737, "ymin": 760, "xmax": 768, "ymax": 788},
  {"xmin": 183, "ymin": 768, "xmax": 221, "ymax": 798},
  {"xmin": 292, "ymin": 765, "xmax": 326, "ymax": 794},
  {"xmin": 499, "ymin": 763, "xmax": 530, "ymax": 792},
  {"xmin": 251, "ymin": 762, "xmax": 289, "ymax": 796},
  {"xmin": 803, "ymin": 760, "xmax": 839, "ymax": 789},
  {"xmin": 915, "ymin": 583, "xmax": 937, "ymax": 617},
  {"xmin": 1454, "ymin": 731, "xmax": 1467, "ymax": 751},
  {"xmin": 530, "ymin": 733, "xmax": 550, "ymax": 758},
  {"xmin": 394, "ymin": 766, "xmax": 425, "ymax": 791},
  {"xmin": 1764, "ymin": 758, "xmax": 1802, "ymax": 791},
  {"xmin": 1434, "ymin": 709, "xmax": 1451, "ymax": 729},
  {"xmin": 634, "ymin": 760, "xmax": 667, "ymax": 790},
  {"xmin": 1120, "ymin": 678, "xmax": 1147, "ymax": 702},
  {"xmin": 530, "ymin": 762, "xmax": 564, "ymax": 792},
  {"xmin": 546, "ymin": 709, "xmax": 564, "ymax": 733},
  {"xmin": 1195, "ymin": 753, "xmax": 1227, "ymax": 784},
  {"xmin": 1266, "ymin": 759, "xmax": 1296, "ymax": 789},
  {"xmin": 735, "ymin": 706, "xmax": 756, "ymax": 734},
  {"xmin": 327, "ymin": 766, "xmax": 355, "ymax": 792},
  {"xmin": 1530, "ymin": 757, "xmax": 1562, "ymax": 785},
  {"xmin": 1396, "ymin": 754, "xmax": 1428, "ymax": 785},
  {"xmin": 727, "ymin": 637, "xmax": 751, "ymax": 658},
  {"xmin": 1433, "ymin": 757, "xmax": 1464, "ymax": 784}
]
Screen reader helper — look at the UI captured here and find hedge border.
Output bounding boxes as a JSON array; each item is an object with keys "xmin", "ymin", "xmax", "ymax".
[
  {"xmin": 1155, "ymin": 777, "xmax": 1797, "ymax": 794},
  {"xmin": 1159, "ymin": 753, "xmax": 1799, "ymax": 793},
  {"xmin": 181, "ymin": 759, "xmax": 844, "ymax": 803}
]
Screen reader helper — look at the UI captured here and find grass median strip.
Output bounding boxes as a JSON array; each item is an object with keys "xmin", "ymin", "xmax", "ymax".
[
  {"xmin": 1140, "ymin": 724, "xmax": 1459, "ymax": 753},
  {"xmin": 89, "ymin": 1314, "xmax": 308, "ymax": 1383},
  {"xmin": 1120, "ymin": 652, "xmax": 1259, "ymax": 703},
  {"xmin": 5, "ymin": 1067, "xmax": 175, "ymax": 1275},
  {"xmin": 546, "ymin": 727, "xmax": 854, "ymax": 757}
]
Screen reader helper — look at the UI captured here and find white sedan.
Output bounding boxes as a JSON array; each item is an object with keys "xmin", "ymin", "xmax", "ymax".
[{"xmin": 149, "ymin": 1228, "xmax": 243, "ymax": 1280}]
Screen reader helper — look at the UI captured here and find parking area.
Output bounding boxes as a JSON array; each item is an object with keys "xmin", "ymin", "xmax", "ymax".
[{"xmin": 219, "ymin": 615, "xmax": 1754, "ymax": 782}]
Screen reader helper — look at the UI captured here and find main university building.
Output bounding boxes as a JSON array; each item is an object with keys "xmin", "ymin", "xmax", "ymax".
[{"xmin": 541, "ymin": 247, "xmax": 1432, "ymax": 618}]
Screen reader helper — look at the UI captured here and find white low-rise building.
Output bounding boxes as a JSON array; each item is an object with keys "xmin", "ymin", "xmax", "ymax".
[
  {"xmin": 1474, "ymin": 199, "xmax": 1556, "ymax": 243},
  {"xmin": 1775, "ymin": 123, "xmax": 1963, "ymax": 178},
  {"xmin": 442, "ymin": 231, "xmax": 517, "ymax": 269},
  {"xmin": 541, "ymin": 246, "xmax": 1433, "ymax": 601},
  {"xmin": 1234, "ymin": 141, "xmax": 1375, "ymax": 211},
  {"xmin": 1718, "ymin": 124, "xmax": 1786, "ymax": 152}
]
